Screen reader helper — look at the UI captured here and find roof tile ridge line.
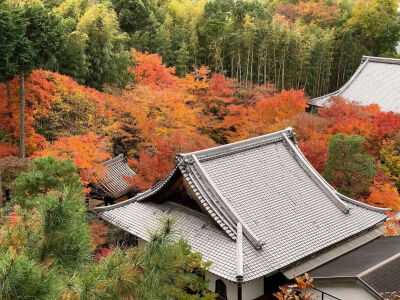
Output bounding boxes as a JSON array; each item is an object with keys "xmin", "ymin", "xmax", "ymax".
[
  {"xmin": 93, "ymin": 166, "xmax": 180, "ymax": 212},
  {"xmin": 180, "ymin": 128, "xmax": 293, "ymax": 160},
  {"xmin": 181, "ymin": 163, "xmax": 237, "ymax": 238},
  {"xmin": 236, "ymin": 222, "xmax": 244, "ymax": 280},
  {"xmin": 338, "ymin": 56, "xmax": 370, "ymax": 95},
  {"xmin": 358, "ymin": 252, "xmax": 400, "ymax": 278},
  {"xmin": 357, "ymin": 277, "xmax": 384, "ymax": 299},
  {"xmin": 281, "ymin": 133, "xmax": 349, "ymax": 214},
  {"xmin": 309, "ymin": 56, "xmax": 369, "ymax": 105},
  {"xmin": 363, "ymin": 55, "xmax": 400, "ymax": 65},
  {"xmin": 336, "ymin": 193, "xmax": 389, "ymax": 213},
  {"xmin": 102, "ymin": 153, "xmax": 125, "ymax": 167},
  {"xmin": 191, "ymin": 154, "xmax": 264, "ymax": 249},
  {"xmin": 196, "ymin": 136, "xmax": 289, "ymax": 163}
]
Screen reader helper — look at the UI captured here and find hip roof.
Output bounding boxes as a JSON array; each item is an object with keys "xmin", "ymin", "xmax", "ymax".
[{"xmin": 95, "ymin": 128, "xmax": 387, "ymax": 282}]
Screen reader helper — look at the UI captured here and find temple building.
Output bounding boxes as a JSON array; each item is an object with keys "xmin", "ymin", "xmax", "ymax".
[
  {"xmin": 308, "ymin": 56, "xmax": 400, "ymax": 113},
  {"xmin": 90, "ymin": 154, "xmax": 136, "ymax": 206},
  {"xmin": 95, "ymin": 128, "xmax": 390, "ymax": 299}
]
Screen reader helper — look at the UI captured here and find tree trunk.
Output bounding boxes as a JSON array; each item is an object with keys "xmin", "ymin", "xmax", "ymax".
[
  {"xmin": 19, "ymin": 71, "xmax": 25, "ymax": 159},
  {"xmin": 6, "ymin": 81, "xmax": 10, "ymax": 102},
  {"xmin": 0, "ymin": 172, "xmax": 3, "ymax": 208}
]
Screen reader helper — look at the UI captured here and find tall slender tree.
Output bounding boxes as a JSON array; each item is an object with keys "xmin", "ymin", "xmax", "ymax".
[{"xmin": 0, "ymin": 1, "xmax": 64, "ymax": 158}]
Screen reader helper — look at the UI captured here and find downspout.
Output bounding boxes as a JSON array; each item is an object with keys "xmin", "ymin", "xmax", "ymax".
[{"xmin": 236, "ymin": 222, "xmax": 244, "ymax": 300}]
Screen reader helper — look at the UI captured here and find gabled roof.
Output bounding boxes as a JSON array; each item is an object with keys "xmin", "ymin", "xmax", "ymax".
[
  {"xmin": 310, "ymin": 236, "xmax": 400, "ymax": 295},
  {"xmin": 95, "ymin": 128, "xmax": 387, "ymax": 282},
  {"xmin": 97, "ymin": 154, "xmax": 136, "ymax": 199},
  {"xmin": 308, "ymin": 56, "xmax": 400, "ymax": 112}
]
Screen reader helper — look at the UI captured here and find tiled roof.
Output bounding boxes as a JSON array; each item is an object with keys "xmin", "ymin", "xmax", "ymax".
[
  {"xmin": 308, "ymin": 56, "xmax": 400, "ymax": 112},
  {"xmin": 98, "ymin": 154, "xmax": 136, "ymax": 199},
  {"xmin": 310, "ymin": 236, "xmax": 400, "ymax": 294},
  {"xmin": 95, "ymin": 128, "xmax": 387, "ymax": 282}
]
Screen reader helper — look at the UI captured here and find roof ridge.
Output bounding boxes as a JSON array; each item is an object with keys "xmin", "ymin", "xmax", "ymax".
[
  {"xmin": 180, "ymin": 127, "xmax": 294, "ymax": 161},
  {"xmin": 337, "ymin": 56, "xmax": 370, "ymax": 95},
  {"xmin": 336, "ymin": 193, "xmax": 388, "ymax": 213},
  {"xmin": 190, "ymin": 154, "xmax": 264, "ymax": 249},
  {"xmin": 282, "ymin": 133, "xmax": 350, "ymax": 214},
  {"xmin": 362, "ymin": 55, "xmax": 400, "ymax": 65},
  {"xmin": 358, "ymin": 252, "xmax": 400, "ymax": 278},
  {"xmin": 102, "ymin": 153, "xmax": 125, "ymax": 167},
  {"xmin": 308, "ymin": 56, "xmax": 370, "ymax": 106}
]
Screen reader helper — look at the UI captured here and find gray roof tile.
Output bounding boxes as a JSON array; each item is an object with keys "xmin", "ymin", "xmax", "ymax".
[
  {"xmin": 98, "ymin": 154, "xmax": 136, "ymax": 199},
  {"xmin": 308, "ymin": 56, "xmax": 400, "ymax": 112},
  {"xmin": 95, "ymin": 128, "xmax": 387, "ymax": 282}
]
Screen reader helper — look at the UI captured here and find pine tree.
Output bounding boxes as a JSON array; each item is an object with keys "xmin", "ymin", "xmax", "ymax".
[{"xmin": 323, "ymin": 133, "xmax": 376, "ymax": 199}]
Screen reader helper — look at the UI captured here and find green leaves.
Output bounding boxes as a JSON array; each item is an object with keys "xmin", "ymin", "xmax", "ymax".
[
  {"xmin": 57, "ymin": 2, "xmax": 133, "ymax": 90},
  {"xmin": 12, "ymin": 156, "xmax": 80, "ymax": 204},
  {"xmin": 0, "ymin": 1, "xmax": 65, "ymax": 81},
  {"xmin": 0, "ymin": 253, "xmax": 60, "ymax": 300},
  {"xmin": 323, "ymin": 133, "xmax": 376, "ymax": 198}
]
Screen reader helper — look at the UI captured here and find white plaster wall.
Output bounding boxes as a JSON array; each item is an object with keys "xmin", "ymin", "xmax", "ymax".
[
  {"xmin": 243, "ymin": 276, "xmax": 264, "ymax": 300},
  {"xmin": 206, "ymin": 273, "xmax": 264, "ymax": 300},
  {"xmin": 312, "ymin": 281, "xmax": 376, "ymax": 300},
  {"xmin": 206, "ymin": 273, "xmax": 238, "ymax": 300}
]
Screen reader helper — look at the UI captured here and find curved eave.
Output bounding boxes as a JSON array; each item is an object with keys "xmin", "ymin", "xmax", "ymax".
[
  {"xmin": 94, "ymin": 165, "xmax": 181, "ymax": 212},
  {"xmin": 307, "ymin": 56, "xmax": 371, "ymax": 107}
]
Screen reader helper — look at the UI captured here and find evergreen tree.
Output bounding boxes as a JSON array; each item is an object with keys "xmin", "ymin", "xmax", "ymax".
[
  {"xmin": 0, "ymin": 1, "xmax": 64, "ymax": 158},
  {"xmin": 0, "ymin": 253, "xmax": 60, "ymax": 299},
  {"xmin": 323, "ymin": 133, "xmax": 376, "ymax": 199},
  {"xmin": 1, "ymin": 156, "xmax": 214, "ymax": 299},
  {"xmin": 175, "ymin": 42, "xmax": 190, "ymax": 77},
  {"xmin": 12, "ymin": 156, "xmax": 80, "ymax": 204}
]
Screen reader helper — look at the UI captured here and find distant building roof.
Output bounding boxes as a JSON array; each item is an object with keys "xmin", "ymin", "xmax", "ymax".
[
  {"xmin": 97, "ymin": 154, "xmax": 136, "ymax": 199},
  {"xmin": 95, "ymin": 128, "xmax": 387, "ymax": 282},
  {"xmin": 308, "ymin": 56, "xmax": 400, "ymax": 112},
  {"xmin": 310, "ymin": 236, "xmax": 400, "ymax": 295}
]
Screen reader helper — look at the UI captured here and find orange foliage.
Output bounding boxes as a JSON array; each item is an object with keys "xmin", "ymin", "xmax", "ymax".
[
  {"xmin": 365, "ymin": 171, "xmax": 400, "ymax": 210},
  {"xmin": 89, "ymin": 221, "xmax": 109, "ymax": 252},
  {"xmin": 0, "ymin": 72, "xmax": 55, "ymax": 155},
  {"xmin": 132, "ymin": 49, "xmax": 176, "ymax": 88},
  {"xmin": 222, "ymin": 89, "xmax": 308, "ymax": 141},
  {"xmin": 275, "ymin": 1, "xmax": 340, "ymax": 25},
  {"xmin": 129, "ymin": 131, "xmax": 214, "ymax": 190},
  {"xmin": 33, "ymin": 133, "xmax": 111, "ymax": 186},
  {"xmin": 274, "ymin": 273, "xmax": 314, "ymax": 300}
]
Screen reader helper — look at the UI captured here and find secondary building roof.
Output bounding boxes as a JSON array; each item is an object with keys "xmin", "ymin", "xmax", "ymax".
[
  {"xmin": 95, "ymin": 128, "xmax": 387, "ymax": 282},
  {"xmin": 308, "ymin": 56, "xmax": 400, "ymax": 112},
  {"xmin": 97, "ymin": 154, "xmax": 136, "ymax": 199},
  {"xmin": 310, "ymin": 236, "xmax": 400, "ymax": 296}
]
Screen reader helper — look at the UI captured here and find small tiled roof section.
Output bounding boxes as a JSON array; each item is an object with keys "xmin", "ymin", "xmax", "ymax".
[
  {"xmin": 95, "ymin": 128, "xmax": 387, "ymax": 282},
  {"xmin": 310, "ymin": 236, "xmax": 400, "ymax": 294},
  {"xmin": 308, "ymin": 56, "xmax": 400, "ymax": 112},
  {"xmin": 98, "ymin": 154, "xmax": 136, "ymax": 199}
]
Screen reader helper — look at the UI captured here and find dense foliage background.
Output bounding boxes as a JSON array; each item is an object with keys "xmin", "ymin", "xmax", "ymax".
[{"xmin": 1, "ymin": 0, "xmax": 400, "ymax": 297}]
